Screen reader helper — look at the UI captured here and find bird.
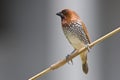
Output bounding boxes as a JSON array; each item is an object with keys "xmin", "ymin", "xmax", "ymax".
[{"xmin": 56, "ymin": 9, "xmax": 91, "ymax": 74}]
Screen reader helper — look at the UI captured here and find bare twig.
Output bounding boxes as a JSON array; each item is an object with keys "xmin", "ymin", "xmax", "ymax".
[{"xmin": 28, "ymin": 27, "xmax": 120, "ymax": 80}]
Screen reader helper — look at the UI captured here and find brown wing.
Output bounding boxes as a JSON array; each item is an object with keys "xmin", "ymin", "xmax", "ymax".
[{"xmin": 82, "ymin": 22, "xmax": 91, "ymax": 43}]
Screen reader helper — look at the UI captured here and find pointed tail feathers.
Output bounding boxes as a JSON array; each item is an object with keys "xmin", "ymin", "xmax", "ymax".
[
  {"xmin": 80, "ymin": 51, "xmax": 89, "ymax": 74},
  {"xmin": 82, "ymin": 62, "xmax": 88, "ymax": 74}
]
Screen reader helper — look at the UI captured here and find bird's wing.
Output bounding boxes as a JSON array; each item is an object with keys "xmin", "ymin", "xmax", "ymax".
[
  {"xmin": 81, "ymin": 22, "xmax": 91, "ymax": 43},
  {"xmin": 71, "ymin": 21, "xmax": 90, "ymax": 44}
]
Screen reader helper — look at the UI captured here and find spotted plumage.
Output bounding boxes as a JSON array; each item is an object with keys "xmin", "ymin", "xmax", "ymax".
[
  {"xmin": 56, "ymin": 9, "xmax": 91, "ymax": 74},
  {"xmin": 63, "ymin": 21, "xmax": 90, "ymax": 46}
]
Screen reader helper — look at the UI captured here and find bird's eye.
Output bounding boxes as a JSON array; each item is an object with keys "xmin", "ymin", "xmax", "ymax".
[{"xmin": 62, "ymin": 10, "xmax": 68, "ymax": 15}]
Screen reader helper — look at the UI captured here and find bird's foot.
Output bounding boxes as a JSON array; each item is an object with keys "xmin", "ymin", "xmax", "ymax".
[
  {"xmin": 66, "ymin": 49, "xmax": 76, "ymax": 65},
  {"xmin": 85, "ymin": 44, "xmax": 90, "ymax": 52},
  {"xmin": 66, "ymin": 54, "xmax": 73, "ymax": 64}
]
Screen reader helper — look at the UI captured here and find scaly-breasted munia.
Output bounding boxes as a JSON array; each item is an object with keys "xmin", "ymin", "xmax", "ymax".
[{"xmin": 56, "ymin": 9, "xmax": 91, "ymax": 74}]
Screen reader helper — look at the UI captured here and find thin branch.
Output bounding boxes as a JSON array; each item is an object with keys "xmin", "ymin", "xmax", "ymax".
[{"xmin": 28, "ymin": 27, "xmax": 120, "ymax": 80}]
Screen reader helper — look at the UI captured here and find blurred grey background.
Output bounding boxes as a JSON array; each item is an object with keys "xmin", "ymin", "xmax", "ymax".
[{"xmin": 0, "ymin": 0, "xmax": 120, "ymax": 80}]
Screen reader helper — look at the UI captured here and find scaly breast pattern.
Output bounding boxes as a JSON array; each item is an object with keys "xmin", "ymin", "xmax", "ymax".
[{"xmin": 62, "ymin": 21, "xmax": 89, "ymax": 49}]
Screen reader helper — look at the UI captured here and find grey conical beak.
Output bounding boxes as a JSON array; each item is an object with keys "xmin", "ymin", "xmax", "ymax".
[{"xmin": 56, "ymin": 12, "xmax": 64, "ymax": 18}]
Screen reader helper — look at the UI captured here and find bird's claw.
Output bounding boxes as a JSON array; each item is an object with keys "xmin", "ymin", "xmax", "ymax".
[
  {"xmin": 85, "ymin": 44, "xmax": 90, "ymax": 52},
  {"xmin": 66, "ymin": 49, "xmax": 76, "ymax": 64},
  {"xmin": 66, "ymin": 54, "xmax": 73, "ymax": 65}
]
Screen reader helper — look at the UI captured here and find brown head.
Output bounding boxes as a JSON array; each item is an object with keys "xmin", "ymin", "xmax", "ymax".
[{"xmin": 56, "ymin": 9, "xmax": 80, "ymax": 25}]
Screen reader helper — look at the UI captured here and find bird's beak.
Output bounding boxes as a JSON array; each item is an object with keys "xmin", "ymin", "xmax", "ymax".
[{"xmin": 56, "ymin": 12, "xmax": 64, "ymax": 18}]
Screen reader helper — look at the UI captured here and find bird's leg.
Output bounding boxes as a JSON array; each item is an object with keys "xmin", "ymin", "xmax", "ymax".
[
  {"xmin": 66, "ymin": 49, "xmax": 76, "ymax": 64},
  {"xmin": 85, "ymin": 44, "xmax": 90, "ymax": 52},
  {"xmin": 66, "ymin": 55, "xmax": 72, "ymax": 64}
]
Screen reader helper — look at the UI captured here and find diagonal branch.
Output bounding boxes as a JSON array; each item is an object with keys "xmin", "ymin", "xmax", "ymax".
[{"xmin": 28, "ymin": 27, "xmax": 120, "ymax": 80}]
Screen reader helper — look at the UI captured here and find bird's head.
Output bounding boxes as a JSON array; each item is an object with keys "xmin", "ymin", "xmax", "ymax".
[{"xmin": 56, "ymin": 9, "xmax": 80, "ymax": 21}]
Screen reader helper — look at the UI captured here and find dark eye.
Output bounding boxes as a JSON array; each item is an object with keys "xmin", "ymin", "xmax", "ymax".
[{"xmin": 62, "ymin": 10, "xmax": 68, "ymax": 15}]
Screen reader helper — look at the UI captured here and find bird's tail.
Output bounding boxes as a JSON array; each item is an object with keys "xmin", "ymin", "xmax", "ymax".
[
  {"xmin": 80, "ymin": 51, "xmax": 88, "ymax": 74},
  {"xmin": 82, "ymin": 61, "xmax": 88, "ymax": 74}
]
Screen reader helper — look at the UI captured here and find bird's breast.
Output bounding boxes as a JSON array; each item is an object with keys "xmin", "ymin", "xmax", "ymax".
[
  {"xmin": 67, "ymin": 34, "xmax": 85, "ymax": 49},
  {"xmin": 63, "ymin": 26, "xmax": 85, "ymax": 49}
]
